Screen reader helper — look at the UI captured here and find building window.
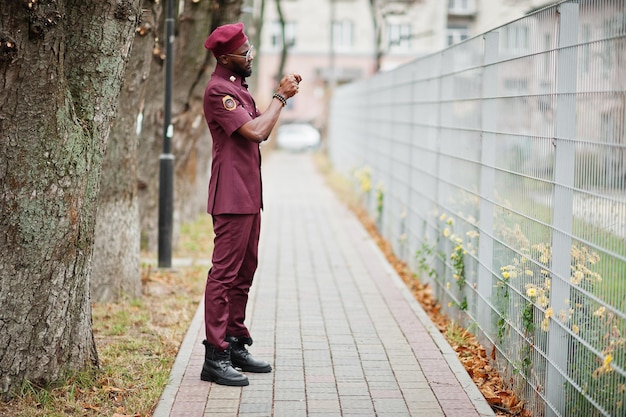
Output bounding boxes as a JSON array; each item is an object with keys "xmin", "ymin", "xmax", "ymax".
[
  {"xmin": 603, "ymin": 18, "xmax": 613, "ymax": 75},
  {"xmin": 446, "ymin": 25, "xmax": 469, "ymax": 46},
  {"xmin": 270, "ymin": 21, "xmax": 296, "ymax": 49},
  {"xmin": 388, "ymin": 23, "xmax": 412, "ymax": 50},
  {"xmin": 502, "ymin": 24, "xmax": 529, "ymax": 53},
  {"xmin": 332, "ymin": 20, "xmax": 353, "ymax": 50},
  {"xmin": 503, "ymin": 78, "xmax": 528, "ymax": 94},
  {"xmin": 580, "ymin": 25, "xmax": 590, "ymax": 74},
  {"xmin": 448, "ymin": 0, "xmax": 475, "ymax": 14}
]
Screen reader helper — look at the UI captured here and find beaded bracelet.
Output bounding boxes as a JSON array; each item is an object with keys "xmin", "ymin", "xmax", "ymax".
[{"xmin": 272, "ymin": 93, "xmax": 287, "ymax": 107}]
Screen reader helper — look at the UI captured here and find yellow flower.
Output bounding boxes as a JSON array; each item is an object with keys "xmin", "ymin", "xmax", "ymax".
[
  {"xmin": 440, "ymin": 213, "xmax": 447, "ymax": 222},
  {"xmin": 502, "ymin": 272, "xmax": 510, "ymax": 279},
  {"xmin": 603, "ymin": 354, "xmax": 613, "ymax": 371},
  {"xmin": 525, "ymin": 269, "xmax": 533, "ymax": 277},
  {"xmin": 526, "ymin": 287, "xmax": 537, "ymax": 298},
  {"xmin": 541, "ymin": 317, "xmax": 550, "ymax": 332},
  {"xmin": 360, "ymin": 178, "xmax": 371, "ymax": 192},
  {"xmin": 545, "ymin": 307, "xmax": 553, "ymax": 318},
  {"xmin": 592, "ymin": 272, "xmax": 602, "ymax": 283},
  {"xmin": 593, "ymin": 306, "xmax": 606, "ymax": 318},
  {"xmin": 443, "ymin": 228, "xmax": 451, "ymax": 238},
  {"xmin": 446, "ymin": 282, "xmax": 451, "ymax": 290},
  {"xmin": 571, "ymin": 270, "xmax": 584, "ymax": 285},
  {"xmin": 572, "ymin": 324, "xmax": 579, "ymax": 334}
]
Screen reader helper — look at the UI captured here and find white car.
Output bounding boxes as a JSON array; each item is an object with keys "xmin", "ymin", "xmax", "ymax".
[{"xmin": 275, "ymin": 123, "xmax": 321, "ymax": 152}]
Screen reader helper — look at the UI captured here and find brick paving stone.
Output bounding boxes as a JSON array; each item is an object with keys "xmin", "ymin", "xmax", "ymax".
[
  {"xmin": 173, "ymin": 385, "xmax": 210, "ymax": 401},
  {"xmin": 273, "ymin": 389, "xmax": 305, "ymax": 401},
  {"xmin": 207, "ymin": 386, "xmax": 241, "ymax": 400},
  {"xmin": 169, "ymin": 400, "xmax": 206, "ymax": 416},
  {"xmin": 339, "ymin": 395, "xmax": 374, "ymax": 408},
  {"xmin": 372, "ymin": 398, "xmax": 411, "ymax": 414},
  {"xmin": 152, "ymin": 153, "xmax": 494, "ymax": 417},
  {"xmin": 370, "ymin": 389, "xmax": 404, "ymax": 399},
  {"xmin": 336, "ymin": 382, "xmax": 369, "ymax": 396},
  {"xmin": 273, "ymin": 400, "xmax": 307, "ymax": 414},
  {"xmin": 236, "ymin": 413, "xmax": 272, "ymax": 417},
  {"xmin": 238, "ymin": 402, "xmax": 272, "ymax": 414},
  {"xmin": 203, "ymin": 399, "xmax": 239, "ymax": 413},
  {"xmin": 307, "ymin": 413, "xmax": 342, "ymax": 417},
  {"xmin": 308, "ymin": 398, "xmax": 341, "ymax": 413}
]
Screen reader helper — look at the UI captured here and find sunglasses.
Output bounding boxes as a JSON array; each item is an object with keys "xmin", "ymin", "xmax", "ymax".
[{"xmin": 224, "ymin": 45, "xmax": 255, "ymax": 61}]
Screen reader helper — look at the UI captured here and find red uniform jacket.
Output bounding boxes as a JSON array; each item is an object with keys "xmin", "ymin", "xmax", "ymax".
[{"xmin": 203, "ymin": 65, "xmax": 263, "ymax": 215}]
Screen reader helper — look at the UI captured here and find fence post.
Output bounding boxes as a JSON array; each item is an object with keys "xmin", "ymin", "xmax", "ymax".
[
  {"xmin": 477, "ymin": 31, "xmax": 500, "ymax": 340},
  {"xmin": 546, "ymin": 3, "xmax": 579, "ymax": 417}
]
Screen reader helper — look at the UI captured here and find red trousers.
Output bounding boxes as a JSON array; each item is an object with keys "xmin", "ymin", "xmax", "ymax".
[{"xmin": 204, "ymin": 212, "xmax": 260, "ymax": 350}]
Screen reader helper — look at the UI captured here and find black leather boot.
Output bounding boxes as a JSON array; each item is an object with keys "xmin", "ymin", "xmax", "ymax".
[
  {"xmin": 201, "ymin": 340, "xmax": 249, "ymax": 386},
  {"xmin": 225, "ymin": 336, "xmax": 272, "ymax": 373}
]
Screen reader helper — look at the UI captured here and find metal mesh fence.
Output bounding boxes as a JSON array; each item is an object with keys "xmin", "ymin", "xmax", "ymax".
[{"xmin": 327, "ymin": 1, "xmax": 626, "ymax": 416}]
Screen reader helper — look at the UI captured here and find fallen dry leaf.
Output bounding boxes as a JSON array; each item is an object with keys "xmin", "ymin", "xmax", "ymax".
[{"xmin": 83, "ymin": 403, "xmax": 101, "ymax": 412}]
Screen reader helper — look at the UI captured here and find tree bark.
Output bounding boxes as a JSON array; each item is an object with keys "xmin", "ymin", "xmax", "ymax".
[
  {"xmin": 0, "ymin": 0, "xmax": 140, "ymax": 398},
  {"xmin": 275, "ymin": 0, "xmax": 287, "ymax": 81},
  {"xmin": 137, "ymin": 0, "xmax": 244, "ymax": 253},
  {"xmin": 369, "ymin": 0, "xmax": 383, "ymax": 72},
  {"xmin": 91, "ymin": 2, "xmax": 156, "ymax": 302}
]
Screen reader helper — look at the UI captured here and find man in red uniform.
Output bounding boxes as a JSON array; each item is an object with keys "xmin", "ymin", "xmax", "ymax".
[{"xmin": 201, "ymin": 22, "xmax": 301, "ymax": 386}]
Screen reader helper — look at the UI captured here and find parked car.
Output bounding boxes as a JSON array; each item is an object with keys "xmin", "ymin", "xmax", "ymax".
[{"xmin": 275, "ymin": 123, "xmax": 321, "ymax": 152}]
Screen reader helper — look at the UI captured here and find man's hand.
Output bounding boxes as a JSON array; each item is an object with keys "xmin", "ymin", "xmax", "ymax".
[{"xmin": 276, "ymin": 73, "xmax": 302, "ymax": 99}]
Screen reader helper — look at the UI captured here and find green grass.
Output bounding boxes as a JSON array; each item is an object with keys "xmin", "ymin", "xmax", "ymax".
[{"xmin": 498, "ymin": 188, "xmax": 626, "ymax": 310}]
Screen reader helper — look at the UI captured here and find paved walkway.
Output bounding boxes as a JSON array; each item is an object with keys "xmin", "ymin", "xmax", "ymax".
[{"xmin": 152, "ymin": 151, "xmax": 494, "ymax": 417}]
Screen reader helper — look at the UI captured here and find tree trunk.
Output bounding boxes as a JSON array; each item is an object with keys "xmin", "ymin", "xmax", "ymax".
[
  {"xmin": 0, "ymin": 0, "xmax": 140, "ymax": 398},
  {"xmin": 137, "ymin": 0, "xmax": 244, "ymax": 253},
  {"xmin": 91, "ymin": 2, "xmax": 156, "ymax": 302},
  {"xmin": 275, "ymin": 0, "xmax": 287, "ymax": 81},
  {"xmin": 369, "ymin": 0, "xmax": 383, "ymax": 72}
]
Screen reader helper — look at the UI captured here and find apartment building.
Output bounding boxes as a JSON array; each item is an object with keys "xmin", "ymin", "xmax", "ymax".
[{"xmin": 247, "ymin": 0, "xmax": 557, "ymax": 129}]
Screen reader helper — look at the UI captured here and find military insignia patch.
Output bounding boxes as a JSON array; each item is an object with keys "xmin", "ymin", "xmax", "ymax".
[{"xmin": 222, "ymin": 95, "xmax": 236, "ymax": 111}]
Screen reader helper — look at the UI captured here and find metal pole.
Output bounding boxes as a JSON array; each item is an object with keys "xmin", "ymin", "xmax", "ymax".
[{"xmin": 158, "ymin": 0, "xmax": 174, "ymax": 268}]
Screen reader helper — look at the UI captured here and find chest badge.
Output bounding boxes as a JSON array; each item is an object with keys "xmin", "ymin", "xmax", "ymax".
[{"xmin": 222, "ymin": 95, "xmax": 237, "ymax": 111}]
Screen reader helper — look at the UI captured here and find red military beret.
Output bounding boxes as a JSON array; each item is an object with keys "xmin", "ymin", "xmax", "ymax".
[{"xmin": 204, "ymin": 22, "xmax": 248, "ymax": 58}]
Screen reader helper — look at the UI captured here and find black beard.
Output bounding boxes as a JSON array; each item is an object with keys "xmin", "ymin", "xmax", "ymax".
[{"xmin": 234, "ymin": 66, "xmax": 252, "ymax": 78}]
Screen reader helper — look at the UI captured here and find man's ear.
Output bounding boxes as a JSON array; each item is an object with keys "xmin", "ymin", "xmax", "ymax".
[{"xmin": 218, "ymin": 55, "xmax": 229, "ymax": 65}]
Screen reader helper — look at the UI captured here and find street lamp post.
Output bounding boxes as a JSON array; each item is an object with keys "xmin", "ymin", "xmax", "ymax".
[{"xmin": 158, "ymin": 0, "xmax": 174, "ymax": 268}]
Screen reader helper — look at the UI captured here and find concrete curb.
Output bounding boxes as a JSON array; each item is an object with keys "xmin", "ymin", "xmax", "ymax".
[{"xmin": 152, "ymin": 298, "xmax": 205, "ymax": 417}]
